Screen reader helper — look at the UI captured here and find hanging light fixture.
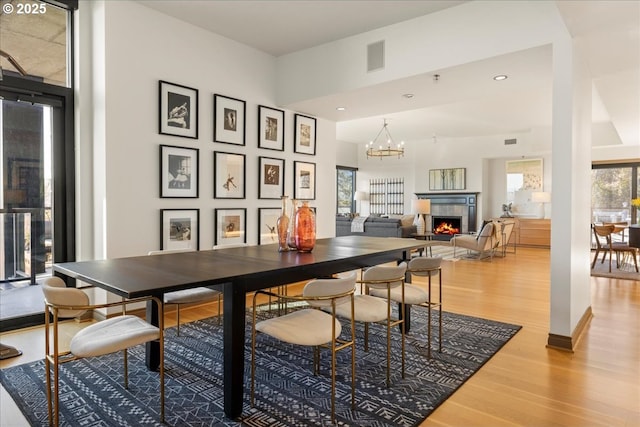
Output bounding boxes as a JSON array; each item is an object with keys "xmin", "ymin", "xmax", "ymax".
[{"xmin": 365, "ymin": 119, "xmax": 405, "ymax": 159}]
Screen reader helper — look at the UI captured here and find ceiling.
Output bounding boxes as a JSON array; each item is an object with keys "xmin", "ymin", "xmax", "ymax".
[
  {"xmin": 2, "ymin": 1, "xmax": 637, "ymax": 149},
  {"xmin": 137, "ymin": 0, "xmax": 640, "ymax": 149}
]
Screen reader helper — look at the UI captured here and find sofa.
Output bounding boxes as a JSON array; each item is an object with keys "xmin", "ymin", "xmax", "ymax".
[{"xmin": 336, "ymin": 215, "xmax": 417, "ymax": 238}]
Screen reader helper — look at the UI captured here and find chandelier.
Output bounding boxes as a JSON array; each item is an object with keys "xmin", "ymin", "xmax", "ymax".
[{"xmin": 365, "ymin": 119, "xmax": 405, "ymax": 159}]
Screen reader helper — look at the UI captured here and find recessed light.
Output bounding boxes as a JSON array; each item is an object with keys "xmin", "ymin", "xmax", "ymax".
[
  {"xmin": 402, "ymin": 93, "xmax": 414, "ymax": 99},
  {"xmin": 336, "ymin": 107, "xmax": 346, "ymax": 111},
  {"xmin": 493, "ymin": 75, "xmax": 508, "ymax": 81}
]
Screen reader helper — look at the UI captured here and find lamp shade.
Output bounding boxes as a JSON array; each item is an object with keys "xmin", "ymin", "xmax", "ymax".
[
  {"xmin": 412, "ymin": 199, "xmax": 431, "ymax": 214},
  {"xmin": 532, "ymin": 192, "xmax": 551, "ymax": 203},
  {"xmin": 354, "ymin": 190, "xmax": 368, "ymax": 201}
]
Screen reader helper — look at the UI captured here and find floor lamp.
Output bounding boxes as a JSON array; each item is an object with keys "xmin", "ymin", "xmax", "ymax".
[
  {"xmin": 412, "ymin": 199, "xmax": 431, "ymax": 234},
  {"xmin": 354, "ymin": 190, "xmax": 368, "ymax": 216}
]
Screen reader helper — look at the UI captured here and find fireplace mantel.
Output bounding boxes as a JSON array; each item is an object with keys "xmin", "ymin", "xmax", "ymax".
[{"xmin": 415, "ymin": 192, "xmax": 479, "ymax": 233}]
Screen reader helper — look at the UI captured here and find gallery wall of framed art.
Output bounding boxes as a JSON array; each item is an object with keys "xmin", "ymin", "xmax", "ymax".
[{"xmin": 156, "ymin": 78, "xmax": 324, "ymax": 250}]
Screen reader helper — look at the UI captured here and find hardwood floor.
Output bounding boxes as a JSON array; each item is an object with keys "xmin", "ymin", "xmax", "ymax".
[{"xmin": 1, "ymin": 247, "xmax": 638, "ymax": 426}]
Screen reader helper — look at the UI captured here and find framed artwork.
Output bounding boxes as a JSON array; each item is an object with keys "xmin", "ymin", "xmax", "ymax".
[
  {"xmin": 160, "ymin": 144, "xmax": 199, "ymax": 198},
  {"xmin": 159, "ymin": 80, "xmax": 198, "ymax": 139},
  {"xmin": 214, "ymin": 151, "xmax": 246, "ymax": 199},
  {"xmin": 215, "ymin": 208, "xmax": 246, "ymax": 247},
  {"xmin": 160, "ymin": 209, "xmax": 199, "ymax": 251},
  {"xmin": 258, "ymin": 156, "xmax": 285, "ymax": 199},
  {"xmin": 258, "ymin": 208, "xmax": 280, "ymax": 245},
  {"xmin": 214, "ymin": 94, "xmax": 246, "ymax": 146},
  {"xmin": 428, "ymin": 168, "xmax": 466, "ymax": 191},
  {"xmin": 294, "ymin": 113, "xmax": 316, "ymax": 155},
  {"xmin": 258, "ymin": 105, "xmax": 285, "ymax": 151},
  {"xmin": 506, "ymin": 159, "xmax": 543, "ymax": 191},
  {"xmin": 294, "ymin": 161, "xmax": 316, "ymax": 200}
]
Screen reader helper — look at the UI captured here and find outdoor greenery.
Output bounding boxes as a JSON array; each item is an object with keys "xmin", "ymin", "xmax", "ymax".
[
  {"xmin": 591, "ymin": 165, "xmax": 639, "ymax": 223},
  {"xmin": 337, "ymin": 168, "xmax": 355, "ymax": 214}
]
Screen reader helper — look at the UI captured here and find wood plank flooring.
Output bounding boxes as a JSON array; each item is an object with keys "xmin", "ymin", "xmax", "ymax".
[{"xmin": 1, "ymin": 247, "xmax": 638, "ymax": 426}]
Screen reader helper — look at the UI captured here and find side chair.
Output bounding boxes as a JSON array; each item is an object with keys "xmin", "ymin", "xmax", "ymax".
[
  {"xmin": 42, "ymin": 276, "xmax": 164, "ymax": 426},
  {"xmin": 355, "ymin": 262, "xmax": 408, "ymax": 386},
  {"xmin": 406, "ymin": 257, "xmax": 443, "ymax": 358},
  {"xmin": 592, "ymin": 224, "xmax": 639, "ymax": 272},
  {"xmin": 450, "ymin": 221, "xmax": 495, "ymax": 260},
  {"xmin": 251, "ymin": 273, "xmax": 356, "ymax": 423},
  {"xmin": 149, "ymin": 249, "xmax": 222, "ymax": 335}
]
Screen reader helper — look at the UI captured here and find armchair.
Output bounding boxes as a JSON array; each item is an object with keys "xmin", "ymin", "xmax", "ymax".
[{"xmin": 450, "ymin": 221, "xmax": 495, "ymax": 260}]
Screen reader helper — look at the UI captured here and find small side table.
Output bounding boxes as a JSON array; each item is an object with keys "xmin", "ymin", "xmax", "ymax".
[{"xmin": 412, "ymin": 232, "xmax": 435, "ymax": 256}]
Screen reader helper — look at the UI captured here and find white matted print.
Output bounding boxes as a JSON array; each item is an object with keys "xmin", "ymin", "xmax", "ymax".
[
  {"xmin": 214, "ymin": 151, "xmax": 246, "ymax": 199},
  {"xmin": 160, "ymin": 144, "xmax": 199, "ymax": 198},
  {"xmin": 258, "ymin": 208, "xmax": 280, "ymax": 245},
  {"xmin": 159, "ymin": 80, "xmax": 198, "ymax": 139},
  {"xmin": 214, "ymin": 94, "xmax": 246, "ymax": 146},
  {"xmin": 258, "ymin": 105, "xmax": 285, "ymax": 151},
  {"xmin": 215, "ymin": 208, "xmax": 247, "ymax": 247},
  {"xmin": 294, "ymin": 114, "xmax": 316, "ymax": 155},
  {"xmin": 294, "ymin": 161, "xmax": 316, "ymax": 200},
  {"xmin": 161, "ymin": 209, "xmax": 199, "ymax": 251},
  {"xmin": 258, "ymin": 156, "xmax": 284, "ymax": 199}
]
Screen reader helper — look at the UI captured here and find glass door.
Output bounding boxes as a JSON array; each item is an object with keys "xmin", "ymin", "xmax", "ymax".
[{"xmin": 1, "ymin": 96, "xmax": 55, "ymax": 285}]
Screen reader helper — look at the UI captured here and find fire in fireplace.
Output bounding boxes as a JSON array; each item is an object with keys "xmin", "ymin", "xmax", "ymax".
[{"xmin": 432, "ymin": 216, "xmax": 461, "ymax": 235}]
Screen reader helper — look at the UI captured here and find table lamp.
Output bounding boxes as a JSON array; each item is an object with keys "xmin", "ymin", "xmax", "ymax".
[
  {"xmin": 412, "ymin": 199, "xmax": 431, "ymax": 234},
  {"xmin": 532, "ymin": 191, "xmax": 551, "ymax": 219}
]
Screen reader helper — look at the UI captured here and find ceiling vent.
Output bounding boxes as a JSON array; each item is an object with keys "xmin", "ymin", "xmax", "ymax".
[
  {"xmin": 367, "ymin": 40, "xmax": 385, "ymax": 72},
  {"xmin": 504, "ymin": 138, "xmax": 517, "ymax": 145}
]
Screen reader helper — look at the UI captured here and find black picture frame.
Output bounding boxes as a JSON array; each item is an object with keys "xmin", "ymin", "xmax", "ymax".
[
  {"xmin": 160, "ymin": 144, "xmax": 199, "ymax": 198},
  {"xmin": 258, "ymin": 156, "xmax": 285, "ymax": 199},
  {"xmin": 160, "ymin": 209, "xmax": 200, "ymax": 251},
  {"xmin": 159, "ymin": 80, "xmax": 198, "ymax": 139},
  {"xmin": 294, "ymin": 113, "xmax": 316, "ymax": 155},
  {"xmin": 258, "ymin": 207, "xmax": 280, "ymax": 245},
  {"xmin": 214, "ymin": 151, "xmax": 246, "ymax": 199},
  {"xmin": 294, "ymin": 160, "xmax": 316, "ymax": 200},
  {"xmin": 214, "ymin": 208, "xmax": 247, "ymax": 247},
  {"xmin": 258, "ymin": 105, "xmax": 285, "ymax": 151},
  {"xmin": 214, "ymin": 94, "xmax": 246, "ymax": 146}
]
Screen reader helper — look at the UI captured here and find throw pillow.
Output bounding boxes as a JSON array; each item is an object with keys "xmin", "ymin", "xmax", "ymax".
[
  {"xmin": 400, "ymin": 215, "xmax": 415, "ymax": 226},
  {"xmin": 476, "ymin": 220, "xmax": 493, "ymax": 240}
]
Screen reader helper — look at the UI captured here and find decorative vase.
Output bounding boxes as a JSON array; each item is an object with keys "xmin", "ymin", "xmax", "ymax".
[
  {"xmin": 287, "ymin": 198, "xmax": 299, "ymax": 250},
  {"xmin": 276, "ymin": 196, "xmax": 290, "ymax": 252},
  {"xmin": 294, "ymin": 201, "xmax": 316, "ymax": 252}
]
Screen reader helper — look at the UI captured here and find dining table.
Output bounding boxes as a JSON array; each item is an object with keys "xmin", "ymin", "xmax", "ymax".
[{"xmin": 53, "ymin": 235, "xmax": 425, "ymax": 419}]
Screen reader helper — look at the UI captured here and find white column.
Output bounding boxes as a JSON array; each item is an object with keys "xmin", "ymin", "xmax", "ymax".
[{"xmin": 548, "ymin": 34, "xmax": 593, "ymax": 349}]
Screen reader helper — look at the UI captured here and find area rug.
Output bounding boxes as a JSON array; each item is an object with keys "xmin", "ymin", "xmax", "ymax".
[
  {"xmin": 0, "ymin": 309, "xmax": 520, "ymax": 427},
  {"xmin": 590, "ymin": 257, "xmax": 640, "ymax": 281}
]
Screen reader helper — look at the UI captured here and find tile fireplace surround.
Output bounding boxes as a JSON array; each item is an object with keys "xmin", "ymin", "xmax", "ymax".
[{"xmin": 415, "ymin": 192, "xmax": 479, "ymax": 237}]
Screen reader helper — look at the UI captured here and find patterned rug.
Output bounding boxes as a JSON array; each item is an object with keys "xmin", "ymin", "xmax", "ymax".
[{"xmin": 0, "ymin": 308, "xmax": 520, "ymax": 426}]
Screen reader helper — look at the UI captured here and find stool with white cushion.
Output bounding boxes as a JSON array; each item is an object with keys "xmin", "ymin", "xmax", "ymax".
[
  {"xmin": 149, "ymin": 249, "xmax": 222, "ymax": 335},
  {"xmin": 42, "ymin": 276, "xmax": 164, "ymax": 426}
]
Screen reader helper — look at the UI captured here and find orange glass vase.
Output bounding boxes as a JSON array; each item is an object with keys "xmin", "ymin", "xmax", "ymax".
[
  {"xmin": 276, "ymin": 196, "xmax": 290, "ymax": 252},
  {"xmin": 294, "ymin": 201, "xmax": 316, "ymax": 252}
]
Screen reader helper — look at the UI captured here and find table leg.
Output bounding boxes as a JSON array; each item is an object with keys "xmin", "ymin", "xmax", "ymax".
[
  {"xmin": 223, "ymin": 282, "xmax": 246, "ymax": 419},
  {"xmin": 145, "ymin": 299, "xmax": 160, "ymax": 371},
  {"xmin": 402, "ymin": 262, "xmax": 412, "ymax": 332}
]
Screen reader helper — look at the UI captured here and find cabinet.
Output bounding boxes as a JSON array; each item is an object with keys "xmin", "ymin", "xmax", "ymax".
[{"xmin": 514, "ymin": 218, "xmax": 550, "ymax": 248}]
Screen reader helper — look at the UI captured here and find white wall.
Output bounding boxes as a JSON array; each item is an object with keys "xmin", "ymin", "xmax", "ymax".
[
  {"xmin": 78, "ymin": 0, "xmax": 338, "ymax": 262},
  {"xmin": 354, "ymin": 127, "xmax": 553, "ymax": 227}
]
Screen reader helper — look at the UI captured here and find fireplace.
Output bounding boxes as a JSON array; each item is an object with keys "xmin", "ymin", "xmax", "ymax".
[
  {"xmin": 416, "ymin": 192, "xmax": 479, "ymax": 236},
  {"xmin": 432, "ymin": 216, "xmax": 461, "ymax": 240}
]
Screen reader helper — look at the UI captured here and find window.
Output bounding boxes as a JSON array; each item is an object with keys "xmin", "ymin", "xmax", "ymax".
[
  {"xmin": 336, "ymin": 166, "xmax": 357, "ymax": 214},
  {"xmin": 591, "ymin": 162, "xmax": 639, "ymax": 225},
  {"xmin": 0, "ymin": 0, "xmax": 76, "ymax": 331},
  {"xmin": 0, "ymin": 0, "xmax": 74, "ymax": 87}
]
